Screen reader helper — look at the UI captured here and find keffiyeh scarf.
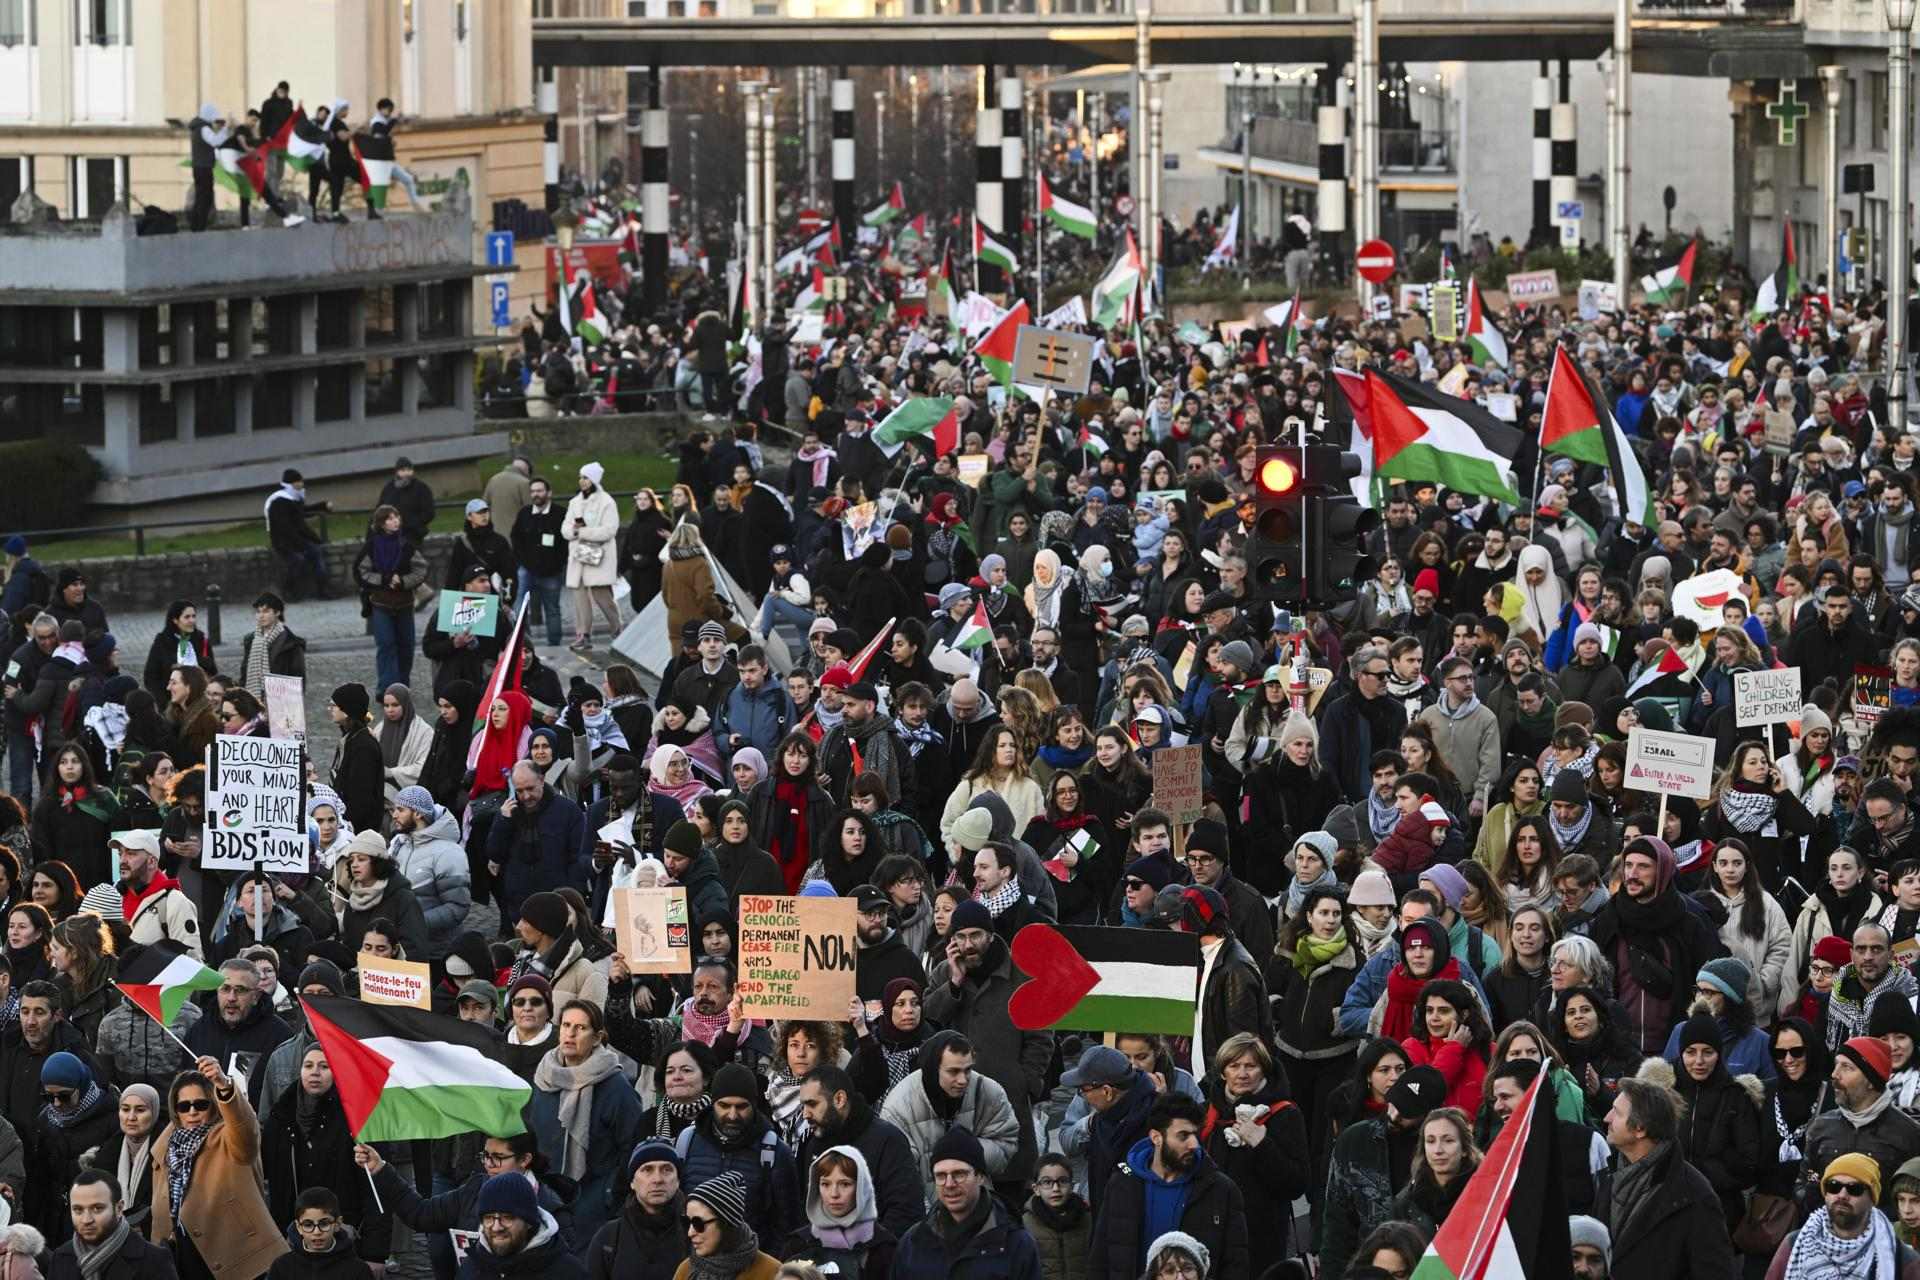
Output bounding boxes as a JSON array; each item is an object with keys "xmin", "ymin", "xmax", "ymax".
[
  {"xmin": 1367, "ymin": 790, "xmax": 1400, "ymax": 842},
  {"xmin": 1781, "ymin": 1204, "xmax": 1896, "ymax": 1280},
  {"xmin": 1718, "ymin": 784, "xmax": 1778, "ymax": 834},
  {"xmin": 1549, "ymin": 801, "xmax": 1595, "ymax": 850},
  {"xmin": 979, "ymin": 879, "xmax": 1023, "ymax": 919},
  {"xmin": 165, "ymin": 1122, "xmax": 214, "ymax": 1232}
]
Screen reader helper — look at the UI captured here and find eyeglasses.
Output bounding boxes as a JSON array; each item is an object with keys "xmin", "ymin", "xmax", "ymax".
[
  {"xmin": 296, "ymin": 1218, "xmax": 338, "ymax": 1232},
  {"xmin": 1808, "ymin": 962, "xmax": 1840, "ymax": 977},
  {"xmin": 1773, "ymin": 1045, "xmax": 1808, "ymax": 1060},
  {"xmin": 1124, "ymin": 878, "xmax": 1147, "ymax": 890},
  {"xmin": 41, "ymin": 1089, "xmax": 73, "ymax": 1104},
  {"xmin": 175, "ymin": 1099, "xmax": 212, "ymax": 1114},
  {"xmin": 480, "ymin": 1213, "xmax": 519, "ymax": 1227},
  {"xmin": 932, "ymin": 1170, "xmax": 975, "ymax": 1184},
  {"xmin": 510, "ymin": 996, "xmax": 547, "ymax": 1009},
  {"xmin": 1157, "ymin": 1261, "xmax": 1201, "ymax": 1278},
  {"xmin": 479, "ymin": 1151, "xmax": 516, "ymax": 1165},
  {"xmin": 1824, "ymin": 1179, "xmax": 1872, "ymax": 1198},
  {"xmin": 1694, "ymin": 986, "xmax": 1722, "ymax": 1000},
  {"xmin": 682, "ymin": 1215, "xmax": 718, "ymax": 1233},
  {"xmin": 1035, "ymin": 1177, "xmax": 1071, "ymax": 1189}
]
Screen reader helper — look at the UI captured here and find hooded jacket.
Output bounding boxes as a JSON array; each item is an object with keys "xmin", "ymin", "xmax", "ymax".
[
  {"xmin": 780, "ymin": 1145, "xmax": 898, "ymax": 1280},
  {"xmin": 457, "ymin": 1208, "xmax": 587, "ymax": 1280},
  {"xmin": 795, "ymin": 1092, "xmax": 924, "ymax": 1240},
  {"xmin": 878, "ymin": 1037, "xmax": 1021, "ymax": 1198},
  {"xmin": 389, "ymin": 806, "xmax": 473, "ymax": 960},
  {"xmin": 1088, "ymin": 1137, "xmax": 1249, "ymax": 1280}
]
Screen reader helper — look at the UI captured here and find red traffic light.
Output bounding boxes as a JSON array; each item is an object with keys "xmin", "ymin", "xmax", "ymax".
[{"xmin": 1258, "ymin": 455, "xmax": 1300, "ymax": 495}]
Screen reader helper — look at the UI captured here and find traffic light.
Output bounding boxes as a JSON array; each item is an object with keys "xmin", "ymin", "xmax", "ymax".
[
  {"xmin": 1247, "ymin": 446, "xmax": 1307, "ymax": 607},
  {"xmin": 1301, "ymin": 446, "xmax": 1379, "ymax": 608}
]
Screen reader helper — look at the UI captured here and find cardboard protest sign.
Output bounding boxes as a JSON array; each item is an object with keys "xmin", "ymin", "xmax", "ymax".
[
  {"xmin": 1625, "ymin": 727, "xmax": 1715, "ymax": 800},
  {"xmin": 357, "ymin": 954, "xmax": 433, "ymax": 1009},
  {"xmin": 1734, "ymin": 667, "xmax": 1804, "ymax": 727},
  {"xmin": 612, "ymin": 886, "xmax": 692, "ymax": 974},
  {"xmin": 737, "ymin": 894, "xmax": 858, "ymax": 1020},
  {"xmin": 202, "ymin": 736, "xmax": 306, "ymax": 873},
  {"xmin": 1151, "ymin": 745, "xmax": 1205, "ymax": 824},
  {"xmin": 436, "ymin": 590, "xmax": 501, "ymax": 637},
  {"xmin": 264, "ymin": 676, "xmax": 305, "ymax": 742}
]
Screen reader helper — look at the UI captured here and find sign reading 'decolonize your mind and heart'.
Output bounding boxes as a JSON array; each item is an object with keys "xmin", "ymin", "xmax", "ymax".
[
  {"xmin": 202, "ymin": 735, "xmax": 307, "ymax": 873},
  {"xmin": 737, "ymin": 894, "xmax": 858, "ymax": 1020},
  {"xmin": 1624, "ymin": 726, "xmax": 1716, "ymax": 800}
]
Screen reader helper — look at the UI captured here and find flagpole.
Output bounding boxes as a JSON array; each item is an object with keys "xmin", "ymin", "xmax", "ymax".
[
  {"xmin": 973, "ymin": 214, "xmax": 982, "ymax": 296},
  {"xmin": 1037, "ymin": 171, "xmax": 1047, "ymax": 315}
]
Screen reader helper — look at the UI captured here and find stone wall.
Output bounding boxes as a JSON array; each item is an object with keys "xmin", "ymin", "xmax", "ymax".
[{"xmin": 67, "ymin": 534, "xmax": 465, "ymax": 616}]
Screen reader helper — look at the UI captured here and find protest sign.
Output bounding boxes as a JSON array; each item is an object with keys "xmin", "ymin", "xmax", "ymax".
[
  {"xmin": 1152, "ymin": 745, "xmax": 1205, "ymax": 824},
  {"xmin": 1854, "ymin": 664, "xmax": 1893, "ymax": 730},
  {"xmin": 612, "ymin": 886, "xmax": 692, "ymax": 975},
  {"xmin": 1506, "ymin": 269, "xmax": 1561, "ymax": 305},
  {"xmin": 1625, "ymin": 727, "xmax": 1715, "ymax": 800},
  {"xmin": 737, "ymin": 894, "xmax": 858, "ymax": 1019},
  {"xmin": 263, "ymin": 676, "xmax": 305, "ymax": 742},
  {"xmin": 1735, "ymin": 667, "xmax": 1804, "ymax": 727},
  {"xmin": 202, "ymin": 736, "xmax": 306, "ymax": 873},
  {"xmin": 358, "ymin": 954, "xmax": 433, "ymax": 1009},
  {"xmin": 956, "ymin": 454, "xmax": 991, "ymax": 488},
  {"xmin": 1668, "ymin": 568, "xmax": 1748, "ymax": 632},
  {"xmin": 436, "ymin": 590, "xmax": 501, "ymax": 638}
]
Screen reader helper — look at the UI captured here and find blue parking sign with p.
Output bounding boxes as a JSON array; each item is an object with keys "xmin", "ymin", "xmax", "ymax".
[{"xmin": 490, "ymin": 280, "xmax": 511, "ymax": 328}]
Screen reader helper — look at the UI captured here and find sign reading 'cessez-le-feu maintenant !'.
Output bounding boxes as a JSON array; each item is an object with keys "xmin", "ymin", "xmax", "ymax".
[{"xmin": 1008, "ymin": 924, "xmax": 1201, "ymax": 1036}]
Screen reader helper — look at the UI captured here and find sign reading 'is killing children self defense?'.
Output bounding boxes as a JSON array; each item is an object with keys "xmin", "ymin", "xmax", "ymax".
[{"xmin": 737, "ymin": 894, "xmax": 858, "ymax": 1020}]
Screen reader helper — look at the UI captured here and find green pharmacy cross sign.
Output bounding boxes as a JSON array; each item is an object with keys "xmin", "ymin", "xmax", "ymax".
[{"xmin": 1767, "ymin": 80, "xmax": 1810, "ymax": 147}]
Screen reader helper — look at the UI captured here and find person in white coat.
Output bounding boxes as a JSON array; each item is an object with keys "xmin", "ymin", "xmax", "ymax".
[
  {"xmin": 563, "ymin": 460, "xmax": 623, "ymax": 651},
  {"xmin": 1706, "ymin": 839, "xmax": 1792, "ymax": 1023},
  {"xmin": 878, "ymin": 1030, "xmax": 1020, "ymax": 1200}
]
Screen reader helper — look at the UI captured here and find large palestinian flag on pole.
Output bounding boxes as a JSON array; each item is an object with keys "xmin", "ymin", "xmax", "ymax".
[
  {"xmin": 977, "ymin": 300, "xmax": 1029, "ymax": 390},
  {"xmin": 1540, "ymin": 345, "xmax": 1657, "ymax": 526},
  {"xmin": 1464, "ymin": 278, "xmax": 1508, "ymax": 369},
  {"xmin": 1039, "ymin": 173, "xmax": 1096, "ymax": 240},
  {"xmin": 1752, "ymin": 220, "xmax": 1798, "ymax": 319},
  {"xmin": 863, "ymin": 180, "xmax": 905, "ymax": 227},
  {"xmin": 1411, "ymin": 1071, "xmax": 1571, "ymax": 1279},
  {"xmin": 116, "ymin": 940, "xmax": 221, "ymax": 1025},
  {"xmin": 303, "ymin": 995, "xmax": 531, "ymax": 1142},
  {"xmin": 1641, "ymin": 238, "xmax": 1697, "ymax": 305},
  {"xmin": 1007, "ymin": 924, "xmax": 1200, "ymax": 1036},
  {"xmin": 1364, "ymin": 369, "xmax": 1524, "ymax": 505},
  {"xmin": 974, "ymin": 217, "xmax": 1019, "ymax": 275}
]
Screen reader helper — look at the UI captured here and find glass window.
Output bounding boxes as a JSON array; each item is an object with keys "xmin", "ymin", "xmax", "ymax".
[
  {"xmin": 1840, "ymin": 75, "xmax": 1856, "ymax": 150},
  {"xmin": 0, "ymin": 158, "xmax": 25, "ymax": 222},
  {"xmin": 417, "ymin": 355, "xmax": 457, "ymax": 410},
  {"xmin": 1872, "ymin": 71, "xmax": 1889, "ymax": 152},
  {"xmin": 0, "ymin": 0, "xmax": 31, "ymax": 48},
  {"xmin": 365, "ymin": 358, "xmax": 403, "ymax": 417},
  {"xmin": 76, "ymin": 0, "xmax": 126, "ymax": 46},
  {"xmin": 253, "ymin": 372, "xmax": 295, "ymax": 429},
  {"xmin": 138, "ymin": 384, "xmax": 176, "ymax": 444}
]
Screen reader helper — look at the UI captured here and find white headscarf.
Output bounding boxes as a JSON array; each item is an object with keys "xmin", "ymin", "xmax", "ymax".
[{"xmin": 1513, "ymin": 543, "xmax": 1566, "ymax": 641}]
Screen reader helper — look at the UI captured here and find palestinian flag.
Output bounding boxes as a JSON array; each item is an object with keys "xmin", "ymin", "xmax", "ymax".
[
  {"xmin": 930, "ymin": 239, "xmax": 958, "ymax": 312},
  {"xmin": 1078, "ymin": 424, "xmax": 1110, "ymax": 458},
  {"xmin": 845, "ymin": 619, "xmax": 896, "ymax": 680},
  {"xmin": 1044, "ymin": 828, "xmax": 1102, "ymax": 882},
  {"xmin": 975, "ymin": 217, "xmax": 1019, "ymax": 275},
  {"xmin": 1039, "ymin": 173, "xmax": 1096, "ymax": 240},
  {"xmin": 471, "ymin": 596, "xmax": 529, "ymax": 732},
  {"xmin": 1624, "ymin": 643, "xmax": 1695, "ymax": 699},
  {"xmin": 954, "ymin": 599, "xmax": 992, "ymax": 650},
  {"xmin": 1091, "ymin": 230, "xmax": 1143, "ymax": 328},
  {"xmin": 896, "ymin": 212, "xmax": 928, "ymax": 249},
  {"xmin": 210, "ymin": 146, "xmax": 268, "ymax": 199},
  {"xmin": 728, "ymin": 266, "xmax": 753, "ymax": 342},
  {"xmin": 284, "ymin": 108, "xmax": 329, "ymax": 172},
  {"xmin": 558, "ymin": 257, "xmax": 605, "ymax": 345},
  {"xmin": 977, "ymin": 300, "xmax": 1028, "ymax": 390},
  {"xmin": 1366, "ymin": 369, "xmax": 1524, "ymax": 505},
  {"xmin": 1330, "ymin": 367, "xmax": 1378, "ymax": 505},
  {"xmin": 1465, "ymin": 278, "xmax": 1509, "ymax": 369},
  {"xmin": 794, "ymin": 267, "xmax": 828, "ymax": 314},
  {"xmin": 1007, "ymin": 924, "xmax": 1201, "ymax": 1036},
  {"xmin": 863, "ymin": 180, "xmax": 905, "ymax": 226},
  {"xmin": 1540, "ymin": 346, "xmax": 1655, "ymax": 526},
  {"xmin": 1641, "ymin": 238, "xmax": 1697, "ymax": 306},
  {"xmin": 115, "ymin": 940, "xmax": 222, "ymax": 1026},
  {"xmin": 302, "ymin": 995, "xmax": 531, "ymax": 1142},
  {"xmin": 873, "ymin": 396, "xmax": 960, "ymax": 459},
  {"xmin": 264, "ymin": 109, "xmax": 298, "ymax": 152},
  {"xmin": 353, "ymin": 132, "xmax": 395, "ymax": 209},
  {"xmin": 1410, "ymin": 1071, "xmax": 1570, "ymax": 1280},
  {"xmin": 1752, "ymin": 220, "xmax": 1798, "ymax": 319}
]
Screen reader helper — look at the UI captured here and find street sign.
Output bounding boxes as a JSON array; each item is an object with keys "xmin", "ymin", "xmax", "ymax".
[
  {"xmin": 1624, "ymin": 727, "xmax": 1715, "ymax": 800},
  {"xmin": 795, "ymin": 207, "xmax": 827, "ymax": 235},
  {"xmin": 1556, "ymin": 200, "xmax": 1585, "ymax": 222},
  {"xmin": 1012, "ymin": 325, "xmax": 1097, "ymax": 395},
  {"xmin": 489, "ymin": 276, "xmax": 511, "ymax": 328},
  {"xmin": 484, "ymin": 230, "xmax": 514, "ymax": 268},
  {"xmin": 1356, "ymin": 239, "xmax": 1396, "ymax": 284},
  {"xmin": 1560, "ymin": 220, "xmax": 1581, "ymax": 248},
  {"xmin": 1115, "ymin": 194, "xmax": 1135, "ymax": 217}
]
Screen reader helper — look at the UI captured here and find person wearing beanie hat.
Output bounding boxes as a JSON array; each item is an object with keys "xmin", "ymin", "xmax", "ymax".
[
  {"xmin": 1568, "ymin": 1214, "xmax": 1611, "ymax": 1275},
  {"xmin": 1143, "ymin": 1231, "xmax": 1212, "ymax": 1280},
  {"xmin": 326, "ymin": 681, "xmax": 386, "ymax": 833},
  {"xmin": 680, "ymin": 1171, "xmax": 781, "ymax": 1279},
  {"xmin": 893, "ymin": 1122, "xmax": 1040, "ymax": 1280},
  {"xmin": 592, "ymin": 1135, "xmax": 692, "ymax": 1280},
  {"xmin": 1798, "ymin": 1029, "xmax": 1920, "ymax": 1219},
  {"xmin": 1420, "ymin": 862, "xmax": 1468, "ymax": 913},
  {"xmin": 470, "ymin": 1167, "xmax": 588, "ymax": 1277},
  {"xmin": 1122, "ymin": 856, "xmax": 1174, "ymax": 925},
  {"xmin": 1840, "ymin": 1034, "xmax": 1895, "ymax": 1092},
  {"xmin": 1180, "ymin": 818, "xmax": 1274, "ymax": 965},
  {"xmin": 1413, "ymin": 567, "xmax": 1442, "ymax": 600},
  {"xmin": 1662, "ymin": 953, "xmax": 1777, "ymax": 1081}
]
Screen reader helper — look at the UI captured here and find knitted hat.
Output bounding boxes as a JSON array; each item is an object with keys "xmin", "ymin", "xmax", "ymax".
[
  {"xmin": 1568, "ymin": 1216, "xmax": 1611, "ymax": 1268},
  {"xmin": 392, "ymin": 785, "xmax": 435, "ymax": 818},
  {"xmin": 1277, "ymin": 713, "xmax": 1317, "ymax": 752},
  {"xmin": 1413, "ymin": 568, "xmax": 1441, "ymax": 597},
  {"xmin": 1145, "ymin": 1234, "xmax": 1212, "ymax": 1280},
  {"xmin": 518, "ymin": 890, "xmax": 569, "ymax": 940},
  {"xmin": 1812, "ymin": 935, "xmax": 1853, "ymax": 969},
  {"xmin": 1839, "ymin": 1035, "xmax": 1893, "ymax": 1091},
  {"xmin": 504, "ymin": 973, "xmax": 552, "ymax": 1011},
  {"xmin": 628, "ymin": 1138, "xmax": 684, "ymax": 1181},
  {"xmin": 1871, "ymin": 991, "xmax": 1920, "ymax": 1040},
  {"xmin": 1179, "ymin": 885, "xmax": 1230, "ymax": 935},
  {"xmin": 1574, "ymin": 622, "xmax": 1603, "ymax": 648},
  {"xmin": 1385, "ymin": 1064, "xmax": 1447, "ymax": 1119},
  {"xmin": 820, "ymin": 664, "xmax": 854, "ymax": 690},
  {"xmin": 1290, "ymin": 830, "xmax": 1338, "ymax": 870},
  {"xmin": 475, "ymin": 1171, "xmax": 538, "ymax": 1225},
  {"xmin": 948, "ymin": 900, "xmax": 993, "ymax": 936},
  {"xmin": 827, "ymin": 629, "xmax": 861, "ymax": 657},
  {"xmin": 1550, "ymin": 770, "xmax": 1591, "ymax": 805},
  {"xmin": 1825, "ymin": 1152, "xmax": 1885, "ymax": 1203},
  {"xmin": 39, "ymin": 1051, "xmax": 89, "ymax": 1090},
  {"xmin": 297, "ymin": 959, "xmax": 345, "ymax": 996},
  {"xmin": 1186, "ymin": 819, "xmax": 1229, "ymax": 857},
  {"xmin": 1698, "ymin": 957, "xmax": 1752, "ymax": 1007},
  {"xmin": 1125, "ymin": 856, "xmax": 1174, "ymax": 892},
  {"xmin": 799, "ymin": 880, "xmax": 839, "ymax": 897},
  {"xmin": 950, "ymin": 807, "xmax": 996, "ymax": 852},
  {"xmin": 689, "ymin": 1172, "xmax": 753, "ymax": 1232},
  {"xmin": 663, "ymin": 820, "xmax": 704, "ymax": 860},
  {"xmin": 1556, "ymin": 701, "xmax": 1594, "ymax": 730},
  {"xmin": 938, "ymin": 583, "xmax": 971, "ymax": 610},
  {"xmin": 1799, "ymin": 703, "xmax": 1834, "ymax": 739},
  {"xmin": 1349, "ymin": 867, "xmax": 1395, "ymax": 908},
  {"xmin": 1419, "ymin": 799, "xmax": 1451, "ymax": 830},
  {"xmin": 1217, "ymin": 641, "xmax": 1258, "ymax": 677},
  {"xmin": 330, "ymin": 683, "xmax": 370, "ymax": 721},
  {"xmin": 698, "ymin": 621, "xmax": 727, "ymax": 643},
  {"xmin": 1422, "ymin": 862, "xmax": 1466, "ymax": 909},
  {"xmin": 712, "ymin": 1063, "xmax": 758, "ymax": 1104},
  {"xmin": 929, "ymin": 1126, "xmax": 989, "ymax": 1175},
  {"xmin": 1678, "ymin": 1011, "xmax": 1721, "ymax": 1054}
]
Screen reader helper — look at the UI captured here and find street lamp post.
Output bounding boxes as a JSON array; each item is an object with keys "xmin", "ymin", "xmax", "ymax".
[
  {"xmin": 740, "ymin": 81, "xmax": 766, "ymax": 331},
  {"xmin": 875, "ymin": 90, "xmax": 887, "ymax": 180},
  {"xmin": 1610, "ymin": 0, "xmax": 1632, "ymax": 306},
  {"xmin": 1135, "ymin": 0, "xmax": 1153, "ymax": 261},
  {"xmin": 1144, "ymin": 68, "xmax": 1169, "ymax": 291},
  {"xmin": 1821, "ymin": 64, "xmax": 1846, "ymax": 297},
  {"xmin": 1890, "ymin": 0, "xmax": 1914, "ymax": 429}
]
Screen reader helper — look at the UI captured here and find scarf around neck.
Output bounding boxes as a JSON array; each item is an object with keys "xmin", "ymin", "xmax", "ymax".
[
  {"xmin": 680, "ymin": 994, "xmax": 733, "ymax": 1046},
  {"xmin": 1293, "ymin": 928, "xmax": 1349, "ymax": 979},
  {"xmin": 1782, "ymin": 1203, "xmax": 1897, "ymax": 1280},
  {"xmin": 1719, "ymin": 781, "xmax": 1777, "ymax": 833},
  {"xmin": 1367, "ymin": 789, "xmax": 1400, "ymax": 841},
  {"xmin": 532, "ymin": 1045, "xmax": 624, "ymax": 1180},
  {"xmin": 1549, "ymin": 801, "xmax": 1594, "ymax": 850},
  {"xmin": 166, "ymin": 1122, "xmax": 215, "ymax": 1232},
  {"xmin": 1839, "ymin": 1081, "xmax": 1896, "ymax": 1129},
  {"xmin": 1286, "ymin": 866, "xmax": 1339, "ymax": 917},
  {"xmin": 73, "ymin": 1211, "xmax": 132, "ymax": 1280},
  {"xmin": 979, "ymin": 879, "xmax": 1022, "ymax": 918},
  {"xmin": 687, "ymin": 1228, "xmax": 763, "ymax": 1280}
]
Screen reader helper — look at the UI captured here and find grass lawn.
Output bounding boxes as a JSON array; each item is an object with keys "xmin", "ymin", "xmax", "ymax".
[{"xmin": 44, "ymin": 452, "xmax": 681, "ymax": 561}]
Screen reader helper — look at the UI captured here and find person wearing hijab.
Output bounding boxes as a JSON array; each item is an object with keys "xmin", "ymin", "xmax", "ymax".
[
  {"xmin": 646, "ymin": 745, "xmax": 711, "ymax": 856},
  {"xmin": 420, "ymin": 680, "xmax": 479, "ymax": 812},
  {"xmin": 376, "ymin": 683, "xmax": 434, "ymax": 801},
  {"xmin": 91, "ymin": 1081, "xmax": 162, "ymax": 1227},
  {"xmin": 564, "ymin": 461, "xmax": 623, "ymax": 651},
  {"xmin": 1513, "ymin": 543, "xmax": 1567, "ymax": 648},
  {"xmin": 326, "ymin": 684, "xmax": 384, "ymax": 833},
  {"xmin": 782, "ymin": 1146, "xmax": 896, "ymax": 1280},
  {"xmin": 849, "ymin": 977, "xmax": 929, "ymax": 1104}
]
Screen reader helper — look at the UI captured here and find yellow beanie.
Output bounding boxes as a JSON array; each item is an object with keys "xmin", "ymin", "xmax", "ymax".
[{"xmin": 1824, "ymin": 1152, "xmax": 1884, "ymax": 1203}]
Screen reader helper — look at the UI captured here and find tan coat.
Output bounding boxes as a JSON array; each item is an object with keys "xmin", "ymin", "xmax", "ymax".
[
  {"xmin": 149, "ymin": 1086, "xmax": 289, "ymax": 1280},
  {"xmin": 662, "ymin": 549, "xmax": 718, "ymax": 643}
]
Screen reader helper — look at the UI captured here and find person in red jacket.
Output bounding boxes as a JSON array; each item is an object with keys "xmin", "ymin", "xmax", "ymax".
[
  {"xmin": 1401, "ymin": 977, "xmax": 1492, "ymax": 1112},
  {"xmin": 1371, "ymin": 794, "xmax": 1451, "ymax": 892}
]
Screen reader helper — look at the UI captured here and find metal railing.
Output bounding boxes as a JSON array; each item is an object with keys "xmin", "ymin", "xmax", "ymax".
[
  {"xmin": 6, "ymin": 499, "xmax": 478, "ymax": 559},
  {"xmin": 1634, "ymin": 0, "xmax": 1798, "ymax": 17}
]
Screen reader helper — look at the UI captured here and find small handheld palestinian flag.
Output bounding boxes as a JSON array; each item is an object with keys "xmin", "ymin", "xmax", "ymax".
[
  {"xmin": 976, "ymin": 301, "xmax": 1029, "ymax": 391},
  {"xmin": 116, "ymin": 940, "xmax": 222, "ymax": 1030},
  {"xmin": 1043, "ymin": 829, "xmax": 1101, "ymax": 883},
  {"xmin": 1641, "ymin": 237, "xmax": 1697, "ymax": 306},
  {"xmin": 1008, "ymin": 924, "xmax": 1201, "ymax": 1036},
  {"xmin": 284, "ymin": 107, "xmax": 329, "ymax": 171},
  {"xmin": 303, "ymin": 995, "xmax": 531, "ymax": 1142},
  {"xmin": 872, "ymin": 396, "xmax": 959, "ymax": 459},
  {"xmin": 954, "ymin": 599, "xmax": 992, "ymax": 651},
  {"xmin": 1411, "ymin": 1070, "xmax": 1570, "ymax": 1279}
]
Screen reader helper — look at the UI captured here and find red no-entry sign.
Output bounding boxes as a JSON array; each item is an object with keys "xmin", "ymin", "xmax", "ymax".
[{"xmin": 1356, "ymin": 239, "xmax": 1396, "ymax": 284}]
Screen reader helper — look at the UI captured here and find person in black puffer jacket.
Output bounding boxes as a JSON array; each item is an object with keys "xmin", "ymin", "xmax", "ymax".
[
  {"xmin": 33, "ymin": 1050, "xmax": 120, "ymax": 1248},
  {"xmin": 1656, "ymin": 1013, "xmax": 1764, "ymax": 1232}
]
